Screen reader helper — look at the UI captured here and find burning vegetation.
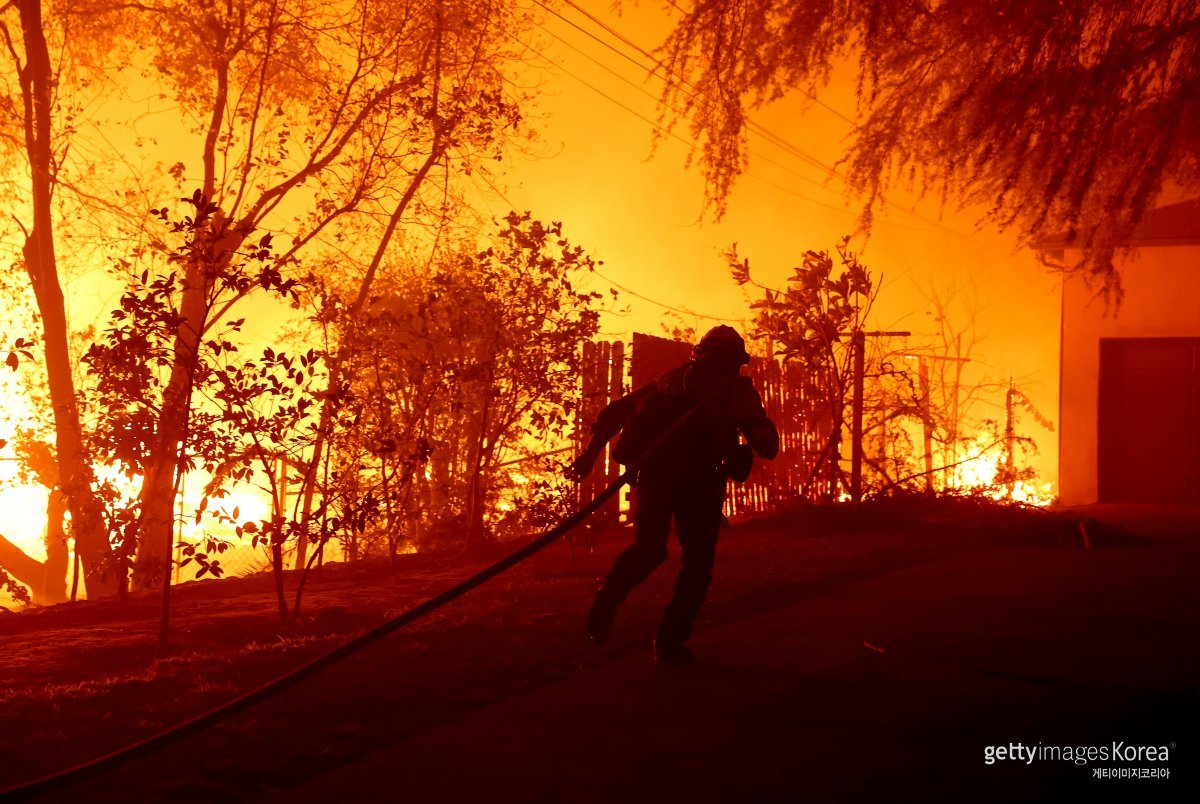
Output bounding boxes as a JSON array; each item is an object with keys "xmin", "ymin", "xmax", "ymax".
[{"xmin": 1, "ymin": 220, "xmax": 1054, "ymax": 616}]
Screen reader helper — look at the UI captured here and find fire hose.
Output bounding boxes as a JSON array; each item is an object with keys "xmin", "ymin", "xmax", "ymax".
[{"xmin": 0, "ymin": 389, "xmax": 725, "ymax": 801}]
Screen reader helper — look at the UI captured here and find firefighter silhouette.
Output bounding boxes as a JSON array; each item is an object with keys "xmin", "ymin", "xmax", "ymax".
[{"xmin": 567, "ymin": 326, "xmax": 779, "ymax": 664}]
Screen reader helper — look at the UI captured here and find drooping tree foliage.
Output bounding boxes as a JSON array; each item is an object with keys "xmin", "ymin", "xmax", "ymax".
[{"xmin": 660, "ymin": 0, "xmax": 1200, "ymax": 294}]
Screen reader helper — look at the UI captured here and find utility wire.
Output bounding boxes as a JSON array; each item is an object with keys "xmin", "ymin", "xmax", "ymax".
[
  {"xmin": 537, "ymin": 0, "xmax": 852, "ymax": 177},
  {"xmin": 527, "ymin": 16, "xmax": 859, "ymax": 203},
  {"xmin": 617, "ymin": 0, "xmax": 858, "ymax": 127},
  {"xmin": 501, "ymin": 14, "xmax": 919, "ymax": 320},
  {"xmin": 561, "ymin": 0, "xmax": 862, "ymax": 185},
  {"xmin": 466, "ymin": 161, "xmax": 746, "ymax": 325},
  {"xmin": 594, "ymin": 269, "xmax": 746, "ymax": 323},
  {"xmin": 507, "ymin": 31, "xmax": 860, "ymax": 217},
  {"xmin": 533, "ymin": 0, "xmax": 974, "ymax": 240},
  {"xmin": 499, "ymin": 34, "xmax": 840, "ymax": 323}
]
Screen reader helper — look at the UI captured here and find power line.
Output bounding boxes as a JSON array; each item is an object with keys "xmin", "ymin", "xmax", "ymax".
[
  {"xmin": 593, "ymin": 269, "xmax": 746, "ymax": 323},
  {"xmin": 533, "ymin": 0, "xmax": 975, "ymax": 240},
  {"xmin": 507, "ymin": 31, "xmax": 859, "ymax": 217},
  {"xmin": 454, "ymin": 150, "xmax": 745, "ymax": 325},
  {"xmin": 529, "ymin": 0, "xmax": 873, "ymax": 204},
  {"xmin": 527, "ymin": 16, "xmax": 854, "ymax": 203},
  {"xmin": 633, "ymin": 0, "xmax": 859, "ymax": 127},
  {"xmin": 542, "ymin": 0, "xmax": 854, "ymax": 174},
  {"xmin": 465, "ymin": 155, "xmax": 746, "ymax": 323},
  {"xmin": 558, "ymin": 0, "xmax": 862, "ymax": 184}
]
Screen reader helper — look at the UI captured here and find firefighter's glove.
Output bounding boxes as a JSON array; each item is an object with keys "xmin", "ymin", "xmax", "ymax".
[{"xmin": 565, "ymin": 446, "xmax": 601, "ymax": 483}]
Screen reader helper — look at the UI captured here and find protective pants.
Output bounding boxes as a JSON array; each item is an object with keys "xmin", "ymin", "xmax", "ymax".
[{"xmin": 597, "ymin": 468, "xmax": 726, "ymax": 645}]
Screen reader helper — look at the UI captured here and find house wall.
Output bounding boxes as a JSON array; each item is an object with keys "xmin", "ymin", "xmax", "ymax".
[{"xmin": 1060, "ymin": 245, "xmax": 1200, "ymax": 504}]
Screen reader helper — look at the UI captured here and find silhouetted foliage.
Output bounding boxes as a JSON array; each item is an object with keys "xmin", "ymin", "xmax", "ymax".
[
  {"xmin": 323, "ymin": 212, "xmax": 605, "ymax": 555},
  {"xmin": 731, "ymin": 238, "xmax": 1046, "ymax": 499},
  {"xmin": 80, "ymin": 192, "xmax": 306, "ymax": 617},
  {"xmin": 0, "ymin": 564, "xmax": 32, "ymax": 607},
  {"xmin": 661, "ymin": 0, "xmax": 1200, "ymax": 295},
  {"xmin": 732, "ymin": 237, "xmax": 873, "ymax": 412},
  {"xmin": 0, "ymin": 0, "xmax": 535, "ymax": 597},
  {"xmin": 120, "ymin": 0, "xmax": 527, "ymax": 588}
]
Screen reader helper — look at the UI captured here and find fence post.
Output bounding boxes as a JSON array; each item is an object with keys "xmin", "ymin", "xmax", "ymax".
[
  {"xmin": 850, "ymin": 329, "xmax": 865, "ymax": 503},
  {"xmin": 920, "ymin": 357, "xmax": 934, "ymax": 493},
  {"xmin": 1004, "ymin": 378, "xmax": 1016, "ymax": 499},
  {"xmin": 607, "ymin": 341, "xmax": 624, "ymax": 521}
]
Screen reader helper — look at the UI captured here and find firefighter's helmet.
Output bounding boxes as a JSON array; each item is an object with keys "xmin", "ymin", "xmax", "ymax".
[{"xmin": 692, "ymin": 325, "xmax": 750, "ymax": 367}]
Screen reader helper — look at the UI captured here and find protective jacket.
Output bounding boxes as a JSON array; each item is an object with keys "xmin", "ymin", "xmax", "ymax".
[{"xmin": 591, "ymin": 361, "xmax": 779, "ymax": 482}]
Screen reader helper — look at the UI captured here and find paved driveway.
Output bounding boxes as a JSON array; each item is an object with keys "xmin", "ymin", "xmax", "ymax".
[{"xmin": 289, "ymin": 506, "xmax": 1199, "ymax": 803}]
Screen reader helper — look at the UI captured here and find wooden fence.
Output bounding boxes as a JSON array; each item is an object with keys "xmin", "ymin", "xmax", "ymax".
[{"xmin": 575, "ymin": 333, "xmax": 837, "ymax": 527}]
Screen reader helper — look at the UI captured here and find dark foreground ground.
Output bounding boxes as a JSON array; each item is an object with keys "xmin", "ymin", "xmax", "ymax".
[{"xmin": 1, "ymin": 500, "xmax": 1196, "ymax": 802}]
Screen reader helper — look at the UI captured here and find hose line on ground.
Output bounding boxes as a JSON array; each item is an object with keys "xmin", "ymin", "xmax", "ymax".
[{"xmin": 0, "ymin": 385, "xmax": 725, "ymax": 801}]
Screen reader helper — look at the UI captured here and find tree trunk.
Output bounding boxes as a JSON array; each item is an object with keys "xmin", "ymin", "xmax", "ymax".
[
  {"xmin": 294, "ymin": 146, "xmax": 445, "ymax": 540},
  {"xmin": 132, "ymin": 47, "xmax": 235, "ymax": 590},
  {"xmin": 271, "ymin": 520, "xmax": 287, "ymax": 623},
  {"xmin": 39, "ymin": 490, "xmax": 69, "ymax": 603},
  {"xmin": 132, "ymin": 254, "xmax": 210, "ymax": 590},
  {"xmin": 138, "ymin": 23, "xmax": 451, "ymax": 584},
  {"xmin": 0, "ymin": 489, "xmax": 69, "ymax": 604},
  {"xmin": 462, "ymin": 390, "xmax": 494, "ymax": 553},
  {"xmin": 16, "ymin": 0, "xmax": 116, "ymax": 597}
]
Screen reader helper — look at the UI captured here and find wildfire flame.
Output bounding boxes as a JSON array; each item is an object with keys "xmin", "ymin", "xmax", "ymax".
[{"xmin": 952, "ymin": 434, "xmax": 1055, "ymax": 506}]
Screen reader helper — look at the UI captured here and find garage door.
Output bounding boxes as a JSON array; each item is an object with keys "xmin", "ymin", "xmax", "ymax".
[{"xmin": 1098, "ymin": 338, "xmax": 1200, "ymax": 504}]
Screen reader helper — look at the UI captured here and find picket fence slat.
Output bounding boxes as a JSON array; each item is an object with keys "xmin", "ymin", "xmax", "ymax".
[{"xmin": 576, "ymin": 335, "xmax": 836, "ymax": 527}]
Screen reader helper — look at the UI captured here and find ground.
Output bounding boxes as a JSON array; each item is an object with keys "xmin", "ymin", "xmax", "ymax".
[{"xmin": 0, "ymin": 500, "xmax": 1194, "ymax": 802}]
